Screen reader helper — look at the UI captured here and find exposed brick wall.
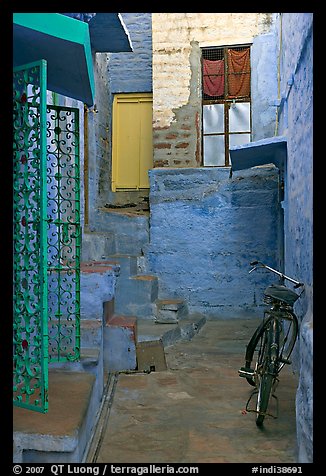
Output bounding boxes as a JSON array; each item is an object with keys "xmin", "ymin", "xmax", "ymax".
[{"xmin": 153, "ymin": 104, "xmax": 201, "ymax": 168}]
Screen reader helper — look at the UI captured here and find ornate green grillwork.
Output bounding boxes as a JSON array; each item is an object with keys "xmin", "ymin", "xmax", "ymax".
[
  {"xmin": 13, "ymin": 61, "xmax": 81, "ymax": 413},
  {"xmin": 13, "ymin": 60, "xmax": 48, "ymax": 413},
  {"xmin": 46, "ymin": 105, "xmax": 80, "ymax": 362}
]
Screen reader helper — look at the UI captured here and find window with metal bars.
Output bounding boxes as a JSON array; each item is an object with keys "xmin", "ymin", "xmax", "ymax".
[{"xmin": 202, "ymin": 45, "xmax": 251, "ymax": 166}]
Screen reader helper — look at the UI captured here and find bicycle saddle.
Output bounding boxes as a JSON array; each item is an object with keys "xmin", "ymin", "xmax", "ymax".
[{"xmin": 264, "ymin": 284, "xmax": 299, "ymax": 306}]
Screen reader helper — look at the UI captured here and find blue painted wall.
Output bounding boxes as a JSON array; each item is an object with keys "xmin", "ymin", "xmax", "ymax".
[
  {"xmin": 276, "ymin": 13, "xmax": 313, "ymax": 464},
  {"xmin": 147, "ymin": 166, "xmax": 282, "ymax": 318},
  {"xmin": 108, "ymin": 13, "xmax": 152, "ymax": 93},
  {"xmin": 251, "ymin": 26, "xmax": 279, "ymax": 141}
]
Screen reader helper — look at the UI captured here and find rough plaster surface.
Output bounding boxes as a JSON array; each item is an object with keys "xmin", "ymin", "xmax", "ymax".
[
  {"xmin": 277, "ymin": 13, "xmax": 313, "ymax": 463},
  {"xmin": 108, "ymin": 13, "xmax": 152, "ymax": 94},
  {"xmin": 147, "ymin": 166, "xmax": 282, "ymax": 318},
  {"xmin": 80, "ymin": 268, "xmax": 117, "ymax": 320},
  {"xmin": 152, "ymin": 13, "xmax": 274, "ymax": 128}
]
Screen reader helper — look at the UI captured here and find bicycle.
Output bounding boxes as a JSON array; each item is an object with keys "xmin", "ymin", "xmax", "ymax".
[{"xmin": 238, "ymin": 260, "xmax": 304, "ymax": 426}]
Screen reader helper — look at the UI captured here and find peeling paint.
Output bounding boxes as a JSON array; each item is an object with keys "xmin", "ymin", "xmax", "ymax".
[{"xmin": 152, "ymin": 13, "xmax": 275, "ymax": 130}]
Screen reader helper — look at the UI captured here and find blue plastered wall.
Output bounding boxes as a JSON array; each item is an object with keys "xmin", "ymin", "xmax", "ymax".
[
  {"xmin": 147, "ymin": 166, "xmax": 283, "ymax": 318},
  {"xmin": 108, "ymin": 13, "xmax": 152, "ymax": 94},
  {"xmin": 277, "ymin": 13, "xmax": 313, "ymax": 464}
]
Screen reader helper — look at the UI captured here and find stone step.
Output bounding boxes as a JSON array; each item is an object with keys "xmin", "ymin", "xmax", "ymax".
[
  {"xmin": 103, "ymin": 315, "xmax": 137, "ymax": 372},
  {"xmin": 48, "ymin": 318, "xmax": 102, "ymax": 349},
  {"xmin": 48, "ymin": 344, "xmax": 104, "ymax": 397},
  {"xmin": 114, "ymin": 274, "xmax": 159, "ymax": 317},
  {"xmin": 81, "ymin": 231, "xmax": 116, "ymax": 261},
  {"xmin": 114, "ymin": 301, "xmax": 156, "ymax": 320},
  {"xmin": 80, "ymin": 261, "xmax": 119, "ymax": 320},
  {"xmin": 13, "ymin": 369, "xmax": 102, "ymax": 463},
  {"xmin": 155, "ymin": 298, "xmax": 188, "ymax": 323},
  {"xmin": 92, "ymin": 208, "xmax": 149, "ymax": 255},
  {"xmin": 80, "ymin": 319, "xmax": 102, "ymax": 348},
  {"xmin": 48, "ymin": 347, "xmax": 100, "ymax": 373},
  {"xmin": 106, "ymin": 254, "xmax": 139, "ymax": 277},
  {"xmin": 48, "ymin": 319, "xmax": 103, "ymax": 364},
  {"xmin": 102, "ymin": 313, "xmax": 207, "ymax": 374},
  {"xmin": 137, "ymin": 313, "xmax": 206, "ymax": 347}
]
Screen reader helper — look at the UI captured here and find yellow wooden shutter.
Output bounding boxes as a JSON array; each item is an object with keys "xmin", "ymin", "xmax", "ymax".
[{"xmin": 112, "ymin": 93, "xmax": 153, "ymax": 191}]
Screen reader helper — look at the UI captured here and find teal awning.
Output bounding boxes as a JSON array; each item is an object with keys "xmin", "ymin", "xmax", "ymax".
[{"xmin": 13, "ymin": 13, "xmax": 95, "ymax": 106}]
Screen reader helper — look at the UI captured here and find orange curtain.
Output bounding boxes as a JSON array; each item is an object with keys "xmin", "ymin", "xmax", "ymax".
[
  {"xmin": 227, "ymin": 49, "xmax": 250, "ymax": 98},
  {"xmin": 203, "ymin": 59, "xmax": 224, "ymax": 97}
]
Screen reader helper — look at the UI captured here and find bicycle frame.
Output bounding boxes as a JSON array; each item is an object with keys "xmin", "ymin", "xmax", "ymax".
[{"xmin": 262, "ymin": 304, "xmax": 298, "ymax": 371}]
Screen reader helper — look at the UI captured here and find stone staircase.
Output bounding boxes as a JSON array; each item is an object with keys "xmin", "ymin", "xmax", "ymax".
[
  {"xmin": 85, "ymin": 208, "xmax": 207, "ymax": 372},
  {"xmin": 13, "ymin": 208, "xmax": 206, "ymax": 463}
]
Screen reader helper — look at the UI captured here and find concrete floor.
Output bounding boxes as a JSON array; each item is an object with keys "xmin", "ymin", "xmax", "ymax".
[{"xmin": 91, "ymin": 319, "xmax": 299, "ymax": 464}]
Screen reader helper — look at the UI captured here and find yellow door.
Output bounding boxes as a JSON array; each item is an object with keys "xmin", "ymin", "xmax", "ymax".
[{"xmin": 112, "ymin": 93, "xmax": 153, "ymax": 191}]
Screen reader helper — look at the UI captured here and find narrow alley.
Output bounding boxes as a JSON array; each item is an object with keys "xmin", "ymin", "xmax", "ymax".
[
  {"xmin": 12, "ymin": 13, "xmax": 313, "ymax": 466},
  {"xmin": 90, "ymin": 319, "xmax": 298, "ymax": 464}
]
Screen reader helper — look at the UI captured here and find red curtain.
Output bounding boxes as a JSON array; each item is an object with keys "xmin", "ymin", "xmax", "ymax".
[
  {"xmin": 203, "ymin": 59, "xmax": 224, "ymax": 97},
  {"xmin": 227, "ymin": 48, "xmax": 250, "ymax": 98}
]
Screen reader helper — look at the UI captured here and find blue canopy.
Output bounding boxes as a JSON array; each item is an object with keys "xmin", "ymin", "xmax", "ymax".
[
  {"xmin": 63, "ymin": 13, "xmax": 133, "ymax": 53},
  {"xmin": 230, "ymin": 136, "xmax": 288, "ymax": 174}
]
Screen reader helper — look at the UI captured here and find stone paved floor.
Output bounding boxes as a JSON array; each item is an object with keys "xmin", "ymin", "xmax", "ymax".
[{"xmin": 94, "ymin": 319, "xmax": 299, "ymax": 463}]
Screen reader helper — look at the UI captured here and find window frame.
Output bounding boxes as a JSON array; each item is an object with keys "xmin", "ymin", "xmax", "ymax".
[{"xmin": 201, "ymin": 44, "xmax": 252, "ymax": 167}]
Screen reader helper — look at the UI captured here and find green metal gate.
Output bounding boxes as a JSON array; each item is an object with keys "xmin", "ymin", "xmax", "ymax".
[
  {"xmin": 46, "ymin": 104, "xmax": 81, "ymax": 364},
  {"xmin": 13, "ymin": 60, "xmax": 80, "ymax": 413}
]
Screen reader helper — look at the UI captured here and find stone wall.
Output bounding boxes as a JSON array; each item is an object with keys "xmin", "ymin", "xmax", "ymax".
[
  {"xmin": 147, "ymin": 166, "xmax": 282, "ymax": 318},
  {"xmin": 151, "ymin": 13, "xmax": 277, "ymax": 168},
  {"xmin": 276, "ymin": 13, "xmax": 313, "ymax": 464}
]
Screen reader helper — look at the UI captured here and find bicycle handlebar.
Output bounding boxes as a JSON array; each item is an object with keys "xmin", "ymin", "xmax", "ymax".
[{"xmin": 249, "ymin": 260, "xmax": 304, "ymax": 289}]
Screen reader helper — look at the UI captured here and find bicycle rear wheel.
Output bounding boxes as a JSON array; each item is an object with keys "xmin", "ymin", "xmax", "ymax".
[
  {"xmin": 243, "ymin": 317, "xmax": 272, "ymax": 387},
  {"xmin": 241, "ymin": 309, "xmax": 298, "ymax": 425},
  {"xmin": 255, "ymin": 319, "xmax": 280, "ymax": 426}
]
